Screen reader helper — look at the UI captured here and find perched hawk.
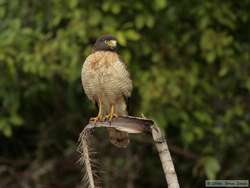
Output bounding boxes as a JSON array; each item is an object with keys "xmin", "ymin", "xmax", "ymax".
[{"xmin": 81, "ymin": 35, "xmax": 133, "ymax": 148}]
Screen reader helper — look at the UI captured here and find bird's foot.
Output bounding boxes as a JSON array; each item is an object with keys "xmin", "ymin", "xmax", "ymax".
[
  {"xmin": 105, "ymin": 113, "xmax": 118, "ymax": 122},
  {"xmin": 89, "ymin": 115, "xmax": 104, "ymax": 124}
]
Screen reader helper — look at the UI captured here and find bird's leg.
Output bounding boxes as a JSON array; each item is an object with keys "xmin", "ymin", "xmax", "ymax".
[
  {"xmin": 105, "ymin": 104, "xmax": 118, "ymax": 122},
  {"xmin": 90, "ymin": 97, "xmax": 104, "ymax": 123}
]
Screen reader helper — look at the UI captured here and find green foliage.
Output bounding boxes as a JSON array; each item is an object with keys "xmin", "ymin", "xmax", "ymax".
[
  {"xmin": 204, "ymin": 157, "xmax": 220, "ymax": 180},
  {"xmin": 0, "ymin": 0, "xmax": 249, "ymax": 187}
]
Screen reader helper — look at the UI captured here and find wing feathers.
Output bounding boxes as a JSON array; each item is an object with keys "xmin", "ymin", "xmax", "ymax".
[{"xmin": 81, "ymin": 51, "xmax": 132, "ymax": 148}]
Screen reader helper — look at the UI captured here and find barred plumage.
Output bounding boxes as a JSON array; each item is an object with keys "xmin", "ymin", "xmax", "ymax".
[{"xmin": 81, "ymin": 50, "xmax": 132, "ymax": 148}]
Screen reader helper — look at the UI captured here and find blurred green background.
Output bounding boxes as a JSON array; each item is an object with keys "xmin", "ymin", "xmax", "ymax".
[{"xmin": 0, "ymin": 0, "xmax": 250, "ymax": 187}]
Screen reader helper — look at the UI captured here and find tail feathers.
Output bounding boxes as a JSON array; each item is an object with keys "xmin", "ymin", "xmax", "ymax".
[{"xmin": 107, "ymin": 128, "xmax": 129, "ymax": 148}]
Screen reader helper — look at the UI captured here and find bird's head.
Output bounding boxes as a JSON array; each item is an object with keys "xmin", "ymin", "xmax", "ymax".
[{"xmin": 93, "ymin": 35, "xmax": 118, "ymax": 52}]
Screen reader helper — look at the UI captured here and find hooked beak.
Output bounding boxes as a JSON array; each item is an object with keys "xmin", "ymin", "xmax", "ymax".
[{"xmin": 106, "ymin": 40, "xmax": 117, "ymax": 48}]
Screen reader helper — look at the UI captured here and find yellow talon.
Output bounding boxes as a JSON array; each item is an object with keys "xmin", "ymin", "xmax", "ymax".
[
  {"xmin": 90, "ymin": 115, "xmax": 103, "ymax": 124},
  {"xmin": 105, "ymin": 104, "xmax": 118, "ymax": 122},
  {"xmin": 89, "ymin": 97, "xmax": 104, "ymax": 124}
]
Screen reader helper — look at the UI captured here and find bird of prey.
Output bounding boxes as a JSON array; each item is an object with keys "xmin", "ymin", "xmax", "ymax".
[{"xmin": 81, "ymin": 35, "xmax": 133, "ymax": 148}]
